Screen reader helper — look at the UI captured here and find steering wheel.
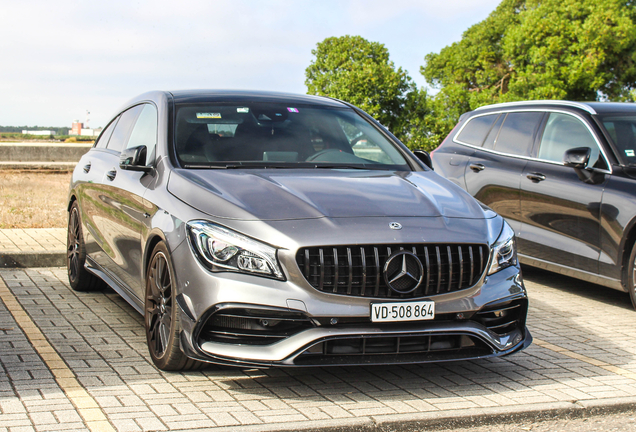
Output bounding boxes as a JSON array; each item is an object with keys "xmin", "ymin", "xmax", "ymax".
[{"xmin": 305, "ymin": 149, "xmax": 343, "ymax": 162}]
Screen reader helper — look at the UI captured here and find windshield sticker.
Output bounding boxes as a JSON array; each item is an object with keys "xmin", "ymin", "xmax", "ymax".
[
  {"xmin": 626, "ymin": 150, "xmax": 635, "ymax": 157},
  {"xmin": 287, "ymin": 107, "xmax": 299, "ymax": 113},
  {"xmin": 196, "ymin": 113, "xmax": 222, "ymax": 119},
  {"xmin": 237, "ymin": 107, "xmax": 249, "ymax": 113}
]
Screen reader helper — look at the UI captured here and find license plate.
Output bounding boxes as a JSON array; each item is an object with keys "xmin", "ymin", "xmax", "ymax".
[{"xmin": 371, "ymin": 301, "xmax": 435, "ymax": 322}]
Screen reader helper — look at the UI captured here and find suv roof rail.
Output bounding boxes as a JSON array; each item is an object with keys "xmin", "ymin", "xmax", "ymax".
[{"xmin": 474, "ymin": 100, "xmax": 596, "ymax": 115}]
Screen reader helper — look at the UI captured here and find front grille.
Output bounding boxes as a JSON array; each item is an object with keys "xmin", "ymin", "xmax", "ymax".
[
  {"xmin": 294, "ymin": 334, "xmax": 491, "ymax": 365},
  {"xmin": 296, "ymin": 244, "xmax": 488, "ymax": 298}
]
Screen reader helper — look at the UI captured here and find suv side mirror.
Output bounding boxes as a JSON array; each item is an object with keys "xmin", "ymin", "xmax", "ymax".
[
  {"xmin": 413, "ymin": 150, "xmax": 434, "ymax": 170},
  {"xmin": 563, "ymin": 147, "xmax": 590, "ymax": 169},
  {"xmin": 120, "ymin": 145, "xmax": 152, "ymax": 172},
  {"xmin": 563, "ymin": 147, "xmax": 605, "ymax": 185}
]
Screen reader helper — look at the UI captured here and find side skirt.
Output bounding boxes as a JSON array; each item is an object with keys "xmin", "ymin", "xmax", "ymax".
[
  {"xmin": 84, "ymin": 257, "xmax": 145, "ymax": 314},
  {"xmin": 519, "ymin": 254, "xmax": 625, "ymax": 292}
]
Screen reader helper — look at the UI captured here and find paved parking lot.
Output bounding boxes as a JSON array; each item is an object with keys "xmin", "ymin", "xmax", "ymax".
[{"xmin": 1, "ymin": 265, "xmax": 636, "ymax": 432}]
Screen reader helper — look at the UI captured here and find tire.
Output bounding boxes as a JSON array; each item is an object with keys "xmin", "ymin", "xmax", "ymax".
[
  {"xmin": 145, "ymin": 242, "xmax": 203, "ymax": 371},
  {"xmin": 67, "ymin": 201, "xmax": 104, "ymax": 292},
  {"xmin": 627, "ymin": 243, "xmax": 636, "ymax": 310}
]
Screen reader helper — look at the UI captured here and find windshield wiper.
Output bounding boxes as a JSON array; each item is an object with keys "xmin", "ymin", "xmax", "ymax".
[{"xmin": 311, "ymin": 164, "xmax": 371, "ymax": 170}]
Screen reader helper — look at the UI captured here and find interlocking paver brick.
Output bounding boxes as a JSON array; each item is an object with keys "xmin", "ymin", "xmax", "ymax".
[{"xmin": 2, "ymin": 263, "xmax": 636, "ymax": 430}]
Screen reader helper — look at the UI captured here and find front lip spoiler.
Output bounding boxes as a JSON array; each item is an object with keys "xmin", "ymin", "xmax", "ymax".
[{"xmin": 190, "ymin": 321, "xmax": 531, "ymax": 367}]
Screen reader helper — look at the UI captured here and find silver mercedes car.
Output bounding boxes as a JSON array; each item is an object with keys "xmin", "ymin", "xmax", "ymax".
[{"xmin": 67, "ymin": 90, "xmax": 531, "ymax": 370}]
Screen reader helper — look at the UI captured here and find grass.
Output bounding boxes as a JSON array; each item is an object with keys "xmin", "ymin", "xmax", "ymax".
[{"xmin": 0, "ymin": 171, "xmax": 72, "ymax": 228}]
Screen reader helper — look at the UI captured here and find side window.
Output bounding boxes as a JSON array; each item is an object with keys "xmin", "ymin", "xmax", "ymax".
[
  {"xmin": 106, "ymin": 105, "xmax": 144, "ymax": 153},
  {"xmin": 455, "ymin": 114, "xmax": 499, "ymax": 146},
  {"xmin": 538, "ymin": 113, "xmax": 607, "ymax": 169},
  {"xmin": 482, "ymin": 114, "xmax": 505, "ymax": 150},
  {"xmin": 126, "ymin": 104, "xmax": 158, "ymax": 164},
  {"xmin": 493, "ymin": 112, "xmax": 543, "ymax": 156},
  {"xmin": 94, "ymin": 117, "xmax": 119, "ymax": 149}
]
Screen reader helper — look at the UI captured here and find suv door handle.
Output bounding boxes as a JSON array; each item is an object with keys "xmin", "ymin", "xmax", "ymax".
[
  {"xmin": 469, "ymin": 163, "xmax": 485, "ymax": 172},
  {"xmin": 106, "ymin": 169, "xmax": 117, "ymax": 181},
  {"xmin": 83, "ymin": 162, "xmax": 91, "ymax": 173},
  {"xmin": 526, "ymin": 172, "xmax": 546, "ymax": 182}
]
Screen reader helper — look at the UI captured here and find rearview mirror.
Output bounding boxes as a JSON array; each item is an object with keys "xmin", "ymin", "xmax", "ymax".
[
  {"xmin": 413, "ymin": 150, "xmax": 433, "ymax": 170},
  {"xmin": 120, "ymin": 145, "xmax": 152, "ymax": 172}
]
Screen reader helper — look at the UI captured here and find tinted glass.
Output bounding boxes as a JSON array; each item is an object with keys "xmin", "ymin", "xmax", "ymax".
[
  {"xmin": 493, "ymin": 112, "xmax": 543, "ymax": 156},
  {"xmin": 127, "ymin": 104, "xmax": 158, "ymax": 163},
  {"xmin": 174, "ymin": 102, "xmax": 409, "ymax": 169},
  {"xmin": 106, "ymin": 105, "xmax": 144, "ymax": 153},
  {"xmin": 482, "ymin": 114, "xmax": 504, "ymax": 150},
  {"xmin": 599, "ymin": 114, "xmax": 636, "ymax": 165},
  {"xmin": 456, "ymin": 114, "xmax": 498, "ymax": 146},
  {"xmin": 94, "ymin": 117, "xmax": 118, "ymax": 149},
  {"xmin": 538, "ymin": 113, "xmax": 606, "ymax": 169}
]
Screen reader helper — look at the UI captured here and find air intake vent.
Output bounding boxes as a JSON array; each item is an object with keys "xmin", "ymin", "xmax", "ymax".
[{"xmin": 296, "ymin": 243, "xmax": 488, "ymax": 298}]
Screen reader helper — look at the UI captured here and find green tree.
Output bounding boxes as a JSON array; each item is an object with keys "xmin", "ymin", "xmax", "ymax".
[
  {"xmin": 422, "ymin": 0, "xmax": 636, "ymax": 145},
  {"xmin": 306, "ymin": 35, "xmax": 431, "ymax": 150}
]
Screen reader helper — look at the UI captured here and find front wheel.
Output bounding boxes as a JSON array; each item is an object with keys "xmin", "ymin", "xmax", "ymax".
[
  {"xmin": 627, "ymin": 243, "xmax": 636, "ymax": 310},
  {"xmin": 145, "ymin": 242, "xmax": 202, "ymax": 371}
]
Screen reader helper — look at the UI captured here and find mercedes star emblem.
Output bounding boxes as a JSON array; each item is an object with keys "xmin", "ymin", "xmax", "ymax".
[{"xmin": 383, "ymin": 251, "xmax": 424, "ymax": 294}]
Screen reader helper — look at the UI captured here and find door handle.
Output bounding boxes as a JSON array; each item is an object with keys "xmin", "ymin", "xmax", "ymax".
[
  {"xmin": 106, "ymin": 169, "xmax": 117, "ymax": 181},
  {"xmin": 526, "ymin": 172, "xmax": 546, "ymax": 182},
  {"xmin": 469, "ymin": 163, "xmax": 485, "ymax": 172},
  {"xmin": 83, "ymin": 162, "xmax": 91, "ymax": 173}
]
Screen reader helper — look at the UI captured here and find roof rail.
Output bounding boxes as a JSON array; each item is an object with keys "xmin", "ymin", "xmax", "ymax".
[{"xmin": 474, "ymin": 100, "xmax": 596, "ymax": 115}]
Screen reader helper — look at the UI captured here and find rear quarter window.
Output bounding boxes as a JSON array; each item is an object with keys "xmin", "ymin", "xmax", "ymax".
[{"xmin": 455, "ymin": 114, "xmax": 499, "ymax": 146}]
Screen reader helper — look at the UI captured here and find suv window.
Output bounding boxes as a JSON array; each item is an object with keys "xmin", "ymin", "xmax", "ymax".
[
  {"xmin": 106, "ymin": 105, "xmax": 144, "ymax": 153},
  {"xmin": 538, "ymin": 113, "xmax": 607, "ymax": 169},
  {"xmin": 493, "ymin": 112, "xmax": 543, "ymax": 156},
  {"xmin": 126, "ymin": 104, "xmax": 158, "ymax": 163},
  {"xmin": 599, "ymin": 114, "xmax": 636, "ymax": 165},
  {"xmin": 455, "ymin": 114, "xmax": 499, "ymax": 146}
]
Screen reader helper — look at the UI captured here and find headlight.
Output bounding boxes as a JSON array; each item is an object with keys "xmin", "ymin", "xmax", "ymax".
[
  {"xmin": 488, "ymin": 221, "xmax": 517, "ymax": 275},
  {"xmin": 186, "ymin": 221, "xmax": 284, "ymax": 280}
]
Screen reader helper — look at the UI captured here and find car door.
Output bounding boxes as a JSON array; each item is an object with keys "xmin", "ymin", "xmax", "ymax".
[
  {"xmin": 90, "ymin": 104, "xmax": 158, "ymax": 299},
  {"xmin": 464, "ymin": 112, "xmax": 543, "ymax": 234},
  {"xmin": 518, "ymin": 111, "xmax": 610, "ymax": 273}
]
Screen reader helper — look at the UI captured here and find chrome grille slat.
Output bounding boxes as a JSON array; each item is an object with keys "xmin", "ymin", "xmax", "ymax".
[{"xmin": 297, "ymin": 243, "xmax": 488, "ymax": 299}]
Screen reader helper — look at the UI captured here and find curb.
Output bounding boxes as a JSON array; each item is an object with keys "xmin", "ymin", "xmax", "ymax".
[
  {"xmin": 0, "ymin": 251, "xmax": 66, "ymax": 268},
  {"xmin": 178, "ymin": 397, "xmax": 636, "ymax": 432}
]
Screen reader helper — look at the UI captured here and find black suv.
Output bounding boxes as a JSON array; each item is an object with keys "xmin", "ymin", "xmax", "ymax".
[{"xmin": 432, "ymin": 100, "xmax": 636, "ymax": 309}]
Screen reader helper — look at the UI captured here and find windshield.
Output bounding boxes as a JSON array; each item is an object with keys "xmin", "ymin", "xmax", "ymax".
[
  {"xmin": 598, "ymin": 114, "xmax": 636, "ymax": 165},
  {"xmin": 174, "ymin": 102, "xmax": 409, "ymax": 169}
]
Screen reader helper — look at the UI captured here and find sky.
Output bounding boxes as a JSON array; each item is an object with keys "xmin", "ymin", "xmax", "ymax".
[{"xmin": 0, "ymin": 0, "xmax": 501, "ymax": 128}]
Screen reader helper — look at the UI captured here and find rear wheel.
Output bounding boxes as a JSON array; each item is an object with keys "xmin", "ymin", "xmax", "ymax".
[
  {"xmin": 627, "ymin": 243, "xmax": 636, "ymax": 310},
  {"xmin": 67, "ymin": 201, "xmax": 103, "ymax": 291},
  {"xmin": 145, "ymin": 242, "xmax": 202, "ymax": 371}
]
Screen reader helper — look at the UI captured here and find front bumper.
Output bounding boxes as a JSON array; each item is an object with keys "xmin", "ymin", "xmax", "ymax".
[
  {"xmin": 170, "ymin": 223, "xmax": 531, "ymax": 367},
  {"xmin": 177, "ymin": 294, "xmax": 531, "ymax": 367}
]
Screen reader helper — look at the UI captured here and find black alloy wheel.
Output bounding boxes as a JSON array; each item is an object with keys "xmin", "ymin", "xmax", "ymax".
[
  {"xmin": 145, "ymin": 242, "xmax": 202, "ymax": 371},
  {"xmin": 67, "ymin": 201, "xmax": 103, "ymax": 291},
  {"xmin": 628, "ymin": 243, "xmax": 636, "ymax": 310}
]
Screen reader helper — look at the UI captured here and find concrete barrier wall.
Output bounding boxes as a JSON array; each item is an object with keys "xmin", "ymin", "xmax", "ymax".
[{"xmin": 0, "ymin": 143, "xmax": 92, "ymax": 162}]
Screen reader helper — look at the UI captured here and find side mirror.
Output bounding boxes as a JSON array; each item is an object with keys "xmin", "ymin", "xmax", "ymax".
[
  {"xmin": 120, "ymin": 145, "xmax": 152, "ymax": 172},
  {"xmin": 563, "ymin": 147, "xmax": 590, "ymax": 169},
  {"xmin": 563, "ymin": 147, "xmax": 605, "ymax": 184},
  {"xmin": 413, "ymin": 150, "xmax": 434, "ymax": 170}
]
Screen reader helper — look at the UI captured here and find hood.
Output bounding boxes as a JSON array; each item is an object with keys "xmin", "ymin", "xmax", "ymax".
[{"xmin": 167, "ymin": 168, "xmax": 488, "ymax": 221}]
